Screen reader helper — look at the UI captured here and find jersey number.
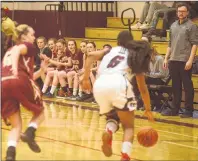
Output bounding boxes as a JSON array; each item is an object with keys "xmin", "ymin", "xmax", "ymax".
[{"xmin": 107, "ymin": 56, "xmax": 124, "ymax": 68}]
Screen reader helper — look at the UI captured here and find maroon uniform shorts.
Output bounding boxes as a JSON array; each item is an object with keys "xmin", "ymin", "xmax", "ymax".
[{"xmin": 1, "ymin": 75, "xmax": 43, "ymax": 119}]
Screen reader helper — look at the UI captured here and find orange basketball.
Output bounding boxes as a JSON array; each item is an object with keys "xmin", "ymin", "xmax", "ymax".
[{"xmin": 137, "ymin": 126, "xmax": 158, "ymax": 147}]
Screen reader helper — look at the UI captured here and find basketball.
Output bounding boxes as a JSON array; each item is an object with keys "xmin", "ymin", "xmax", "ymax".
[{"xmin": 137, "ymin": 126, "xmax": 158, "ymax": 147}]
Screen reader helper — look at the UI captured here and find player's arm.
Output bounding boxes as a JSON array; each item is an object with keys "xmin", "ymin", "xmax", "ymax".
[
  {"xmin": 87, "ymin": 48, "xmax": 109, "ymax": 61},
  {"xmin": 48, "ymin": 59, "xmax": 63, "ymax": 66},
  {"xmin": 84, "ymin": 48, "xmax": 110, "ymax": 78},
  {"xmin": 48, "ymin": 57, "xmax": 72, "ymax": 67},
  {"xmin": 33, "ymin": 69, "xmax": 42, "ymax": 80},
  {"xmin": 136, "ymin": 73, "xmax": 154, "ymax": 122},
  {"xmin": 64, "ymin": 57, "xmax": 72, "ymax": 67},
  {"xmin": 81, "ymin": 48, "xmax": 109, "ymax": 91},
  {"xmin": 40, "ymin": 54, "xmax": 71, "ymax": 67},
  {"xmin": 33, "ymin": 60, "xmax": 48, "ymax": 80}
]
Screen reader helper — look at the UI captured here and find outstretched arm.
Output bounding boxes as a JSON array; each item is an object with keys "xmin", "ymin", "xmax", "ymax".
[
  {"xmin": 81, "ymin": 48, "xmax": 110, "ymax": 91},
  {"xmin": 33, "ymin": 59, "xmax": 49, "ymax": 80},
  {"xmin": 84, "ymin": 48, "xmax": 110, "ymax": 78},
  {"xmin": 136, "ymin": 73, "xmax": 154, "ymax": 122}
]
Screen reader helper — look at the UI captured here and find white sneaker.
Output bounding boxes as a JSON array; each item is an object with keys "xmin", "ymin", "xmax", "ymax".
[
  {"xmin": 131, "ymin": 22, "xmax": 142, "ymax": 29},
  {"xmin": 139, "ymin": 23, "xmax": 150, "ymax": 29}
]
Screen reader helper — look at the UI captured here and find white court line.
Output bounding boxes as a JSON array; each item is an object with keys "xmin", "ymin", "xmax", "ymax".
[
  {"xmin": 135, "ymin": 125, "xmax": 198, "ymax": 139},
  {"xmin": 163, "ymin": 141, "xmax": 198, "ymax": 150},
  {"xmin": 64, "ymin": 123, "xmax": 198, "ymax": 150}
]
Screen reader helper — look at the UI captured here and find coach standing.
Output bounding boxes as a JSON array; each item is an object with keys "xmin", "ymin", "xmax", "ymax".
[{"xmin": 162, "ymin": 3, "xmax": 198, "ymax": 118}]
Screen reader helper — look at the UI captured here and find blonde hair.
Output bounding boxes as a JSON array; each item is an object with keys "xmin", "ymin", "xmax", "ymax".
[
  {"xmin": 12, "ymin": 24, "xmax": 30, "ymax": 42},
  {"xmin": 1, "ymin": 17, "xmax": 16, "ymax": 36}
]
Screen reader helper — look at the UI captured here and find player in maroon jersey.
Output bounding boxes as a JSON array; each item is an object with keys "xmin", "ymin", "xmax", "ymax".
[
  {"xmin": 57, "ymin": 40, "xmax": 83, "ymax": 97},
  {"xmin": 1, "ymin": 24, "xmax": 46, "ymax": 161}
]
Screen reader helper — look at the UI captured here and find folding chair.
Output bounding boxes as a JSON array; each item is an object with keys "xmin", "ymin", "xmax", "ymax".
[{"xmin": 148, "ymin": 75, "xmax": 172, "ymax": 112}]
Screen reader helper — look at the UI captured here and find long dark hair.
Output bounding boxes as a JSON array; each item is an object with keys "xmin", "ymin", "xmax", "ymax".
[
  {"xmin": 117, "ymin": 30, "xmax": 133, "ymax": 47},
  {"xmin": 117, "ymin": 30, "xmax": 152, "ymax": 74}
]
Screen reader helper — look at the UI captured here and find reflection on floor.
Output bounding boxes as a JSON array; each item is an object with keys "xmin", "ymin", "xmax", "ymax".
[{"xmin": 1, "ymin": 98, "xmax": 198, "ymax": 160}]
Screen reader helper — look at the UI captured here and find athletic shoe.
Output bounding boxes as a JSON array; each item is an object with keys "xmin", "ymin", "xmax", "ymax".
[
  {"xmin": 21, "ymin": 127, "xmax": 41, "ymax": 153},
  {"xmin": 101, "ymin": 129, "xmax": 113, "ymax": 157},
  {"xmin": 121, "ymin": 152, "xmax": 130, "ymax": 161}
]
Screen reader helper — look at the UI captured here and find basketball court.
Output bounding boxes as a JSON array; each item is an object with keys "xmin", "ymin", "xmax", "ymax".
[{"xmin": 1, "ymin": 98, "xmax": 198, "ymax": 160}]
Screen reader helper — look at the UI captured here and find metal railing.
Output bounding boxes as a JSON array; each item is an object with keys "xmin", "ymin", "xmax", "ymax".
[
  {"xmin": 45, "ymin": 4, "xmax": 65, "ymax": 12},
  {"xmin": 45, "ymin": 1, "xmax": 117, "ymax": 37},
  {"xmin": 45, "ymin": 1, "xmax": 117, "ymax": 13},
  {"xmin": 121, "ymin": 8, "xmax": 136, "ymax": 34}
]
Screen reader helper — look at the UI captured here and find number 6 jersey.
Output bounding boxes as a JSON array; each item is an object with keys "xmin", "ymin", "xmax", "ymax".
[
  {"xmin": 97, "ymin": 46, "xmax": 130, "ymax": 76},
  {"xmin": 93, "ymin": 46, "xmax": 136, "ymax": 115}
]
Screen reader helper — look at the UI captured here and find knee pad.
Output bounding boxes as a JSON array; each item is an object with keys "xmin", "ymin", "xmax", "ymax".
[{"xmin": 106, "ymin": 110, "xmax": 120, "ymax": 132}]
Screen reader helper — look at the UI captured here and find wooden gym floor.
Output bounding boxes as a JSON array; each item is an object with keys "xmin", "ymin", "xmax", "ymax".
[{"xmin": 1, "ymin": 98, "xmax": 198, "ymax": 160}]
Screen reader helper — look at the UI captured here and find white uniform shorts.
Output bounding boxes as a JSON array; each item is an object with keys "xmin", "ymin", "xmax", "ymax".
[{"xmin": 93, "ymin": 73, "xmax": 137, "ymax": 115}]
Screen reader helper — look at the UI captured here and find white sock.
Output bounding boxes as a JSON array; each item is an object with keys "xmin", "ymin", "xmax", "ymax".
[
  {"xmin": 28, "ymin": 122, "xmax": 38, "ymax": 129},
  {"xmin": 121, "ymin": 141, "xmax": 132, "ymax": 156},
  {"xmin": 50, "ymin": 85, "xmax": 56, "ymax": 94},
  {"xmin": 79, "ymin": 89, "xmax": 83, "ymax": 97},
  {"xmin": 106, "ymin": 120, "xmax": 118, "ymax": 133},
  {"xmin": 7, "ymin": 140, "xmax": 17, "ymax": 147},
  {"xmin": 42, "ymin": 84, "xmax": 48, "ymax": 93},
  {"xmin": 73, "ymin": 88, "xmax": 78, "ymax": 96}
]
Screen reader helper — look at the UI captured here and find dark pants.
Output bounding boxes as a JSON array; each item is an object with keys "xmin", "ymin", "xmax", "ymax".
[
  {"xmin": 163, "ymin": 9, "xmax": 176, "ymax": 30},
  {"xmin": 169, "ymin": 61, "xmax": 194, "ymax": 113}
]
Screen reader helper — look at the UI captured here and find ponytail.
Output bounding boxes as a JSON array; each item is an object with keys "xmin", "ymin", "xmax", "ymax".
[{"xmin": 12, "ymin": 24, "xmax": 29, "ymax": 42}]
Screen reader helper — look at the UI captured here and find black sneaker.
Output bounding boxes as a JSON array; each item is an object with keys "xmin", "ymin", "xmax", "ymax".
[
  {"xmin": 21, "ymin": 127, "xmax": 41, "ymax": 153},
  {"xmin": 161, "ymin": 108, "xmax": 178, "ymax": 116},
  {"xmin": 180, "ymin": 112, "xmax": 193, "ymax": 118},
  {"xmin": 44, "ymin": 92, "xmax": 54, "ymax": 98},
  {"xmin": 85, "ymin": 96, "xmax": 95, "ymax": 103},
  {"xmin": 66, "ymin": 95, "xmax": 77, "ymax": 101},
  {"xmin": 6, "ymin": 146, "xmax": 16, "ymax": 161},
  {"xmin": 92, "ymin": 98, "xmax": 97, "ymax": 104},
  {"xmin": 76, "ymin": 94, "xmax": 93, "ymax": 101}
]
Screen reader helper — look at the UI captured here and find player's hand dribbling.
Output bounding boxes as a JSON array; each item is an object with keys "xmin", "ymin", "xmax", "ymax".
[{"xmin": 144, "ymin": 110, "xmax": 154, "ymax": 122}]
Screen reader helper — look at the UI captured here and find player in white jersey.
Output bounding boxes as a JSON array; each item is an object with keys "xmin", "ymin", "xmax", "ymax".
[
  {"xmin": 95, "ymin": 46, "xmax": 135, "ymax": 115},
  {"xmin": 81, "ymin": 31, "xmax": 154, "ymax": 161}
]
